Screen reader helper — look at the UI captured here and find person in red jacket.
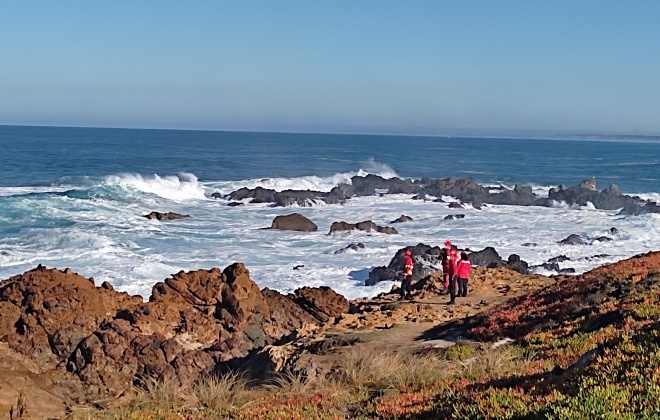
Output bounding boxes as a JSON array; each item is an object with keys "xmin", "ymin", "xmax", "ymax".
[
  {"xmin": 455, "ymin": 251, "xmax": 472, "ymax": 299},
  {"xmin": 442, "ymin": 241, "xmax": 459, "ymax": 288},
  {"xmin": 401, "ymin": 250, "xmax": 414, "ymax": 300}
]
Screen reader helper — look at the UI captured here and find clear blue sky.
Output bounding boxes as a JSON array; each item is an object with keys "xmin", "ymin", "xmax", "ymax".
[{"xmin": 1, "ymin": 1, "xmax": 659, "ymax": 135}]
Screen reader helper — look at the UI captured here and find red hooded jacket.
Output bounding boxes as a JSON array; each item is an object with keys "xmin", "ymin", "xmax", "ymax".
[{"xmin": 456, "ymin": 258, "xmax": 471, "ymax": 279}]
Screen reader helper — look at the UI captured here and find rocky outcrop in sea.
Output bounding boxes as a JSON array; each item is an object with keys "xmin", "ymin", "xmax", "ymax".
[{"xmin": 217, "ymin": 175, "xmax": 660, "ymax": 214}]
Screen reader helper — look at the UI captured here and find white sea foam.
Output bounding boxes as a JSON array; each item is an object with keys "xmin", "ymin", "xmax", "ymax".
[
  {"xmin": 204, "ymin": 159, "xmax": 399, "ymax": 196},
  {"xmin": 103, "ymin": 173, "xmax": 206, "ymax": 201},
  {"xmin": 2, "ymin": 171, "xmax": 660, "ymax": 301}
]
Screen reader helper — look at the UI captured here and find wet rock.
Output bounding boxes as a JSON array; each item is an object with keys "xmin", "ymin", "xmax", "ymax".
[
  {"xmin": 549, "ymin": 255, "xmax": 571, "ymax": 263},
  {"xmin": 592, "ymin": 236, "xmax": 613, "ymax": 243},
  {"xmin": 468, "ymin": 247, "xmax": 503, "ymax": 268},
  {"xmin": 328, "ymin": 220, "xmax": 397, "ymax": 235},
  {"xmin": 334, "ymin": 243, "xmax": 365, "ymax": 254},
  {"xmin": 269, "ymin": 213, "xmax": 318, "ymax": 232},
  {"xmin": 444, "ymin": 214, "xmax": 465, "ymax": 220},
  {"xmin": 507, "ymin": 254, "xmax": 529, "ymax": 275},
  {"xmin": 448, "ymin": 202, "xmax": 464, "ymax": 209},
  {"xmin": 540, "ymin": 262, "xmax": 560, "ymax": 271},
  {"xmin": 143, "ymin": 211, "xmax": 190, "ymax": 221},
  {"xmin": 468, "ymin": 247, "xmax": 529, "ymax": 274},
  {"xmin": 228, "ymin": 186, "xmax": 345, "ymax": 207},
  {"xmin": 391, "ymin": 215, "xmax": 413, "ymax": 223},
  {"xmin": 560, "ymin": 234, "xmax": 587, "ymax": 245},
  {"xmin": 227, "ymin": 201, "xmax": 244, "ymax": 207},
  {"xmin": 366, "ymin": 267, "xmax": 399, "ymax": 286}
]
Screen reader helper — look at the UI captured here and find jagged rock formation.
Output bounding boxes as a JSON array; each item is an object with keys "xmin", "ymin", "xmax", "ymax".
[
  {"xmin": 0, "ymin": 264, "xmax": 347, "ymax": 399},
  {"xmin": 225, "ymin": 186, "xmax": 346, "ymax": 207},
  {"xmin": 221, "ymin": 175, "xmax": 660, "ymax": 214}
]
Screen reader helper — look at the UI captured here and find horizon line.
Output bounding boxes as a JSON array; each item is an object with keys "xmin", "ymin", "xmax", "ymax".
[{"xmin": 1, "ymin": 123, "xmax": 659, "ymax": 142}]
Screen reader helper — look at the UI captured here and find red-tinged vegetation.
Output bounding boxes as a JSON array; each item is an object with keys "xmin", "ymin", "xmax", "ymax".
[{"xmin": 71, "ymin": 251, "xmax": 660, "ymax": 419}]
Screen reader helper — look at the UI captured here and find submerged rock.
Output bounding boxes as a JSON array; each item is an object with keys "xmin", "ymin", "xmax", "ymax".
[
  {"xmin": 143, "ymin": 211, "xmax": 190, "ymax": 220},
  {"xmin": 329, "ymin": 220, "xmax": 398, "ymax": 235},
  {"xmin": 334, "ymin": 243, "xmax": 365, "ymax": 254},
  {"xmin": 391, "ymin": 214, "xmax": 413, "ymax": 223}
]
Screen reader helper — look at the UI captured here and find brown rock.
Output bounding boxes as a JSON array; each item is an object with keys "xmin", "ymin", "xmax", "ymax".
[
  {"xmin": 269, "ymin": 213, "xmax": 318, "ymax": 231},
  {"xmin": 291, "ymin": 286, "xmax": 349, "ymax": 323}
]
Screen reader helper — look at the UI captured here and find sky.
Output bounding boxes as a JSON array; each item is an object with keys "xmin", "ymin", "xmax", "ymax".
[{"xmin": 1, "ymin": 1, "xmax": 659, "ymax": 136}]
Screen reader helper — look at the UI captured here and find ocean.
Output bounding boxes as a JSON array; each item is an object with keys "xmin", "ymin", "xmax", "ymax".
[{"xmin": 2, "ymin": 125, "xmax": 660, "ymax": 299}]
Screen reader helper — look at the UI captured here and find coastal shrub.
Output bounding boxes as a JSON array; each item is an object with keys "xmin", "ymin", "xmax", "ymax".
[{"xmin": 443, "ymin": 343, "xmax": 476, "ymax": 361}]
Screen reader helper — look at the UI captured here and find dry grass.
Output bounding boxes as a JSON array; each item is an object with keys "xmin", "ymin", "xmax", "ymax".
[
  {"xmin": 332, "ymin": 345, "xmax": 451, "ymax": 393},
  {"xmin": 192, "ymin": 372, "xmax": 255, "ymax": 411},
  {"xmin": 67, "ymin": 343, "xmax": 533, "ymax": 419}
]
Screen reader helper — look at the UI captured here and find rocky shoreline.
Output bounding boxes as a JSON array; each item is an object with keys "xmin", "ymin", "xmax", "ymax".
[
  {"xmin": 0, "ymin": 246, "xmax": 556, "ymax": 418},
  {"xmin": 2, "ymin": 243, "xmax": 658, "ymax": 418}
]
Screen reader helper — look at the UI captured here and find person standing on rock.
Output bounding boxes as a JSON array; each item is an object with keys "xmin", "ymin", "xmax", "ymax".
[
  {"xmin": 400, "ymin": 250, "xmax": 414, "ymax": 300},
  {"xmin": 444, "ymin": 241, "xmax": 459, "ymax": 304},
  {"xmin": 456, "ymin": 251, "xmax": 472, "ymax": 298},
  {"xmin": 442, "ymin": 241, "xmax": 459, "ymax": 288}
]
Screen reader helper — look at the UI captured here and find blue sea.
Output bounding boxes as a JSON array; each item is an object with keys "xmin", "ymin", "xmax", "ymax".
[{"xmin": 2, "ymin": 125, "xmax": 660, "ymax": 299}]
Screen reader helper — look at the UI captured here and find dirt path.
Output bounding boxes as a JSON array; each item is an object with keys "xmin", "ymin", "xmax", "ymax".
[{"xmin": 287, "ymin": 267, "xmax": 555, "ymax": 376}]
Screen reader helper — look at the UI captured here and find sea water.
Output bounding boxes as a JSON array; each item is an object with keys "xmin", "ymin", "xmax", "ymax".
[{"xmin": 1, "ymin": 125, "xmax": 660, "ymax": 300}]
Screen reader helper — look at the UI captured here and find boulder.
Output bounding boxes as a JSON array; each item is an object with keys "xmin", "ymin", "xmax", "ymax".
[
  {"xmin": 468, "ymin": 247, "xmax": 529, "ymax": 274},
  {"xmin": 290, "ymin": 287, "xmax": 349, "ymax": 323},
  {"xmin": 468, "ymin": 247, "xmax": 504, "ymax": 268},
  {"xmin": 507, "ymin": 254, "xmax": 529, "ymax": 275},
  {"xmin": 269, "ymin": 213, "xmax": 318, "ymax": 232},
  {"xmin": 366, "ymin": 267, "xmax": 399, "ymax": 286},
  {"xmin": 560, "ymin": 234, "xmax": 586, "ymax": 245}
]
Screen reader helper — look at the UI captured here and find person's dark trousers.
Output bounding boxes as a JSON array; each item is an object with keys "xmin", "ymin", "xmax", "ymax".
[
  {"xmin": 458, "ymin": 278, "xmax": 468, "ymax": 297},
  {"xmin": 448, "ymin": 276, "xmax": 457, "ymax": 303},
  {"xmin": 401, "ymin": 275, "xmax": 413, "ymax": 298}
]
